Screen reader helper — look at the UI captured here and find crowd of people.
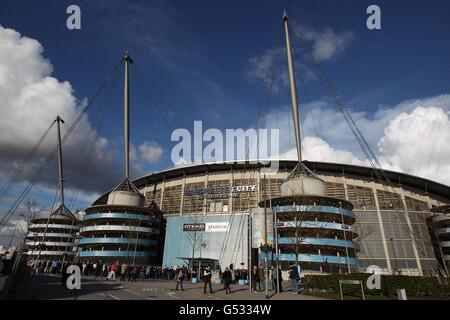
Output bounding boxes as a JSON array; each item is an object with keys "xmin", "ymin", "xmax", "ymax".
[
  {"xmin": 30, "ymin": 260, "xmax": 191, "ymax": 281},
  {"xmin": 251, "ymin": 265, "xmax": 284, "ymax": 293},
  {"xmin": 27, "ymin": 259, "xmax": 303, "ymax": 294}
]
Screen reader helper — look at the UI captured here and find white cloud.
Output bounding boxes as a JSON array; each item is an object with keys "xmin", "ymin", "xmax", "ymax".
[
  {"xmin": 263, "ymin": 94, "xmax": 450, "ymax": 186},
  {"xmin": 301, "ymin": 26, "xmax": 354, "ymax": 62},
  {"xmin": 139, "ymin": 141, "xmax": 164, "ymax": 164},
  {"xmin": 246, "ymin": 48, "xmax": 286, "ymax": 91},
  {"xmin": 278, "ymin": 137, "xmax": 367, "ymax": 165},
  {"xmin": 0, "ymin": 26, "xmax": 78, "ymax": 153},
  {"xmin": 0, "ymin": 25, "xmax": 145, "ymax": 199},
  {"xmin": 246, "ymin": 25, "xmax": 354, "ymax": 90},
  {"xmin": 378, "ymin": 106, "xmax": 450, "ymax": 184},
  {"xmin": 173, "ymin": 158, "xmax": 193, "ymax": 168}
]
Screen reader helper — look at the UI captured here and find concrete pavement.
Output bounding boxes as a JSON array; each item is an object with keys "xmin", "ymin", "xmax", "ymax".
[{"xmin": 8, "ymin": 275, "xmax": 327, "ymax": 300}]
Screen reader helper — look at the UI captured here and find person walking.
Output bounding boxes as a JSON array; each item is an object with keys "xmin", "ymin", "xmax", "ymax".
[
  {"xmin": 257, "ymin": 266, "xmax": 265, "ymax": 292},
  {"xmin": 203, "ymin": 265, "xmax": 213, "ymax": 294},
  {"xmin": 175, "ymin": 268, "xmax": 185, "ymax": 291},
  {"xmin": 121, "ymin": 262, "xmax": 128, "ymax": 281},
  {"xmin": 271, "ymin": 266, "xmax": 283, "ymax": 292},
  {"xmin": 222, "ymin": 267, "xmax": 232, "ymax": 294},
  {"xmin": 271, "ymin": 266, "xmax": 276, "ymax": 291},
  {"xmin": 131, "ymin": 265, "xmax": 139, "ymax": 282},
  {"xmin": 61, "ymin": 263, "xmax": 68, "ymax": 287},
  {"xmin": 251, "ymin": 266, "xmax": 259, "ymax": 293},
  {"xmin": 289, "ymin": 264, "xmax": 300, "ymax": 294},
  {"xmin": 101, "ymin": 264, "xmax": 108, "ymax": 279},
  {"xmin": 108, "ymin": 262, "xmax": 117, "ymax": 281}
]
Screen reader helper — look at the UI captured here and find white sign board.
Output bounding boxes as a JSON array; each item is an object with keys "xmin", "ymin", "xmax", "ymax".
[{"xmin": 205, "ymin": 222, "xmax": 229, "ymax": 233}]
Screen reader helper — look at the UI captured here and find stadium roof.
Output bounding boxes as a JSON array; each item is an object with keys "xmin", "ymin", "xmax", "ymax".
[{"xmin": 93, "ymin": 160, "xmax": 450, "ymax": 205}]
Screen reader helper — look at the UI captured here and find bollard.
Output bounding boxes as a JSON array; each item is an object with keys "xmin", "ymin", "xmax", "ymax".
[{"xmin": 397, "ymin": 288, "xmax": 407, "ymax": 300}]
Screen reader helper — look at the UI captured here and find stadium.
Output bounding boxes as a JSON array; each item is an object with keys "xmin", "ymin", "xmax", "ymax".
[{"xmin": 90, "ymin": 160, "xmax": 450, "ymax": 276}]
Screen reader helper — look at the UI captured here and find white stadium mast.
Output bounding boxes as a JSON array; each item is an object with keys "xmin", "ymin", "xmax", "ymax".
[
  {"xmin": 283, "ymin": 10, "xmax": 303, "ymax": 163},
  {"xmin": 107, "ymin": 51, "xmax": 144, "ymax": 204},
  {"xmin": 124, "ymin": 51, "xmax": 132, "ymax": 180}
]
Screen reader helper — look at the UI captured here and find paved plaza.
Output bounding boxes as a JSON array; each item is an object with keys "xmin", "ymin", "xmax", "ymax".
[{"xmin": 8, "ymin": 275, "xmax": 326, "ymax": 300}]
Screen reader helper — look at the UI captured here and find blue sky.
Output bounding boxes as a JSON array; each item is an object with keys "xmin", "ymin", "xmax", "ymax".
[{"xmin": 1, "ymin": 0, "xmax": 450, "ymax": 245}]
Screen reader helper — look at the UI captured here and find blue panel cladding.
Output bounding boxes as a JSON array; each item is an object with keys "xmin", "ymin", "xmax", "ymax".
[{"xmin": 162, "ymin": 214, "xmax": 248, "ymax": 269}]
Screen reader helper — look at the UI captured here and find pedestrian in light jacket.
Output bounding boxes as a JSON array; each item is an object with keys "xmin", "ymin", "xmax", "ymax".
[{"xmin": 203, "ymin": 266, "xmax": 213, "ymax": 294}]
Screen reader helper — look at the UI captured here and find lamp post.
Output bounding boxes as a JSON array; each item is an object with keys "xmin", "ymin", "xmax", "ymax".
[{"xmin": 199, "ymin": 236, "xmax": 207, "ymax": 272}]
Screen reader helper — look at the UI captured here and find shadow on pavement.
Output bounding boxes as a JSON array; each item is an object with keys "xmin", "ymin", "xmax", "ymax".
[{"xmin": 7, "ymin": 275, "xmax": 122, "ymax": 300}]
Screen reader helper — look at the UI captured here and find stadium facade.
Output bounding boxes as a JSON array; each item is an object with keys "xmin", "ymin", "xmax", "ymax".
[
  {"xmin": 90, "ymin": 160, "xmax": 450, "ymax": 276},
  {"xmin": 428, "ymin": 205, "xmax": 450, "ymax": 273}
]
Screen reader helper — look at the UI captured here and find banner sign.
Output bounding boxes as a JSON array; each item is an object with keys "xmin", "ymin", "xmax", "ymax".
[
  {"xmin": 184, "ymin": 185, "xmax": 258, "ymax": 199},
  {"xmin": 205, "ymin": 222, "xmax": 229, "ymax": 233},
  {"xmin": 183, "ymin": 223, "xmax": 205, "ymax": 232},
  {"xmin": 183, "ymin": 222, "xmax": 229, "ymax": 233}
]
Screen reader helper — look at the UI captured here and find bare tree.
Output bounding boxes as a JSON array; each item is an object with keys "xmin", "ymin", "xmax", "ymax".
[
  {"xmin": 184, "ymin": 214, "xmax": 205, "ymax": 275},
  {"xmin": 283, "ymin": 208, "xmax": 324, "ymax": 267},
  {"xmin": 353, "ymin": 224, "xmax": 376, "ymax": 248},
  {"xmin": 16, "ymin": 199, "xmax": 44, "ymax": 241}
]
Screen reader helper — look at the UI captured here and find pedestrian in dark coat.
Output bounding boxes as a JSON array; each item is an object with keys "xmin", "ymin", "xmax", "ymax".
[{"xmin": 222, "ymin": 267, "xmax": 233, "ymax": 294}]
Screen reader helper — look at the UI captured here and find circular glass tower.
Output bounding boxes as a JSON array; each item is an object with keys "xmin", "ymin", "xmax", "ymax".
[
  {"xmin": 259, "ymin": 163, "xmax": 360, "ymax": 273},
  {"xmin": 26, "ymin": 205, "xmax": 79, "ymax": 263},
  {"xmin": 78, "ymin": 181, "xmax": 162, "ymax": 265}
]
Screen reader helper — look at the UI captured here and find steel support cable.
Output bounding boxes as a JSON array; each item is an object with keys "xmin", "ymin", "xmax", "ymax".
[
  {"xmin": 425, "ymin": 93, "xmax": 450, "ymax": 181},
  {"xmin": 293, "ymin": 41, "xmax": 320, "ymax": 140},
  {"xmin": 132, "ymin": 71, "xmax": 169, "ymax": 145},
  {"xmin": 230, "ymin": 28, "xmax": 283, "ymax": 266},
  {"xmin": 418, "ymin": 108, "xmax": 444, "ymax": 179},
  {"xmin": 134, "ymin": 77, "xmax": 167, "ymax": 140},
  {"xmin": 291, "ymin": 27, "xmax": 382, "ymax": 181},
  {"xmin": 0, "ymin": 61, "xmax": 122, "ymax": 230},
  {"xmin": 401, "ymin": 92, "xmax": 449, "ymax": 171},
  {"xmin": 0, "ymin": 148, "xmax": 59, "ymax": 229},
  {"xmin": 230, "ymin": 215, "xmax": 244, "ymax": 266},
  {"xmin": 225, "ymin": 39, "xmax": 282, "ymax": 268},
  {"xmin": 217, "ymin": 35, "xmax": 283, "ymax": 264},
  {"xmin": 406, "ymin": 93, "xmax": 449, "ymax": 175},
  {"xmin": 67, "ymin": 66, "xmax": 121, "ymax": 210},
  {"xmin": 233, "ymin": 214, "xmax": 247, "ymax": 266},
  {"xmin": 418, "ymin": 93, "xmax": 450, "ymax": 179},
  {"xmin": 291, "ymin": 24, "xmax": 438, "ymax": 275},
  {"xmin": 434, "ymin": 118, "xmax": 449, "ymax": 181},
  {"xmin": 32, "ymin": 180, "xmax": 60, "ymax": 264},
  {"xmin": 133, "ymin": 66, "xmax": 180, "ymax": 134},
  {"xmin": 0, "ymin": 121, "xmax": 55, "ymax": 203},
  {"xmin": 228, "ymin": 203, "xmax": 247, "ymax": 265},
  {"xmin": 134, "ymin": 66, "xmax": 181, "ymax": 131},
  {"xmin": 274, "ymin": 45, "xmax": 284, "ymax": 134},
  {"xmin": 221, "ymin": 31, "xmax": 282, "ymax": 263}
]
